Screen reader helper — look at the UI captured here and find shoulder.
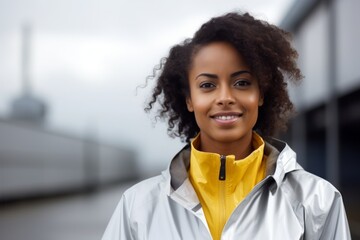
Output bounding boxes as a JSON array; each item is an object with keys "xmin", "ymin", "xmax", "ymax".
[
  {"xmin": 285, "ymin": 169, "xmax": 339, "ymax": 197},
  {"xmin": 121, "ymin": 172, "xmax": 169, "ymax": 210},
  {"xmin": 280, "ymin": 169, "xmax": 351, "ymax": 238},
  {"xmin": 282, "ymin": 169, "xmax": 341, "ymax": 205},
  {"xmin": 123, "ymin": 173, "xmax": 167, "ymax": 197},
  {"xmin": 102, "ymin": 173, "xmax": 169, "ymax": 239},
  {"xmin": 281, "ymin": 169, "xmax": 345, "ymax": 223}
]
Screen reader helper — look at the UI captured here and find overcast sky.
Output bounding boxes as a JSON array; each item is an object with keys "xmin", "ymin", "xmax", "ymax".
[{"xmin": 0, "ymin": 0, "xmax": 295, "ymax": 175}]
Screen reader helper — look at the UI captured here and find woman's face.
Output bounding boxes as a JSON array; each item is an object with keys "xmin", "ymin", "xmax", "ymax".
[{"xmin": 186, "ymin": 41, "xmax": 263, "ymax": 148}]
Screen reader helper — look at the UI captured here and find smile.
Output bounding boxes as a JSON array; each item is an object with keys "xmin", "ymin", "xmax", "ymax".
[
  {"xmin": 213, "ymin": 115, "xmax": 239, "ymax": 120},
  {"xmin": 211, "ymin": 112, "xmax": 243, "ymax": 124}
]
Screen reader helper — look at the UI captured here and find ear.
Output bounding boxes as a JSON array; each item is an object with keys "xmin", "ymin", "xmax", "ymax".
[
  {"xmin": 258, "ymin": 95, "xmax": 264, "ymax": 107},
  {"xmin": 186, "ymin": 97, "xmax": 194, "ymax": 112}
]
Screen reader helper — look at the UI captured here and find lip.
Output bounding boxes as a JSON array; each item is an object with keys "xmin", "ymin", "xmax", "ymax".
[{"xmin": 210, "ymin": 112, "xmax": 243, "ymax": 125}]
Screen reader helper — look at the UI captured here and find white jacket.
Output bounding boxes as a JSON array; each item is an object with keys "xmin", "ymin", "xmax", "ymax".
[{"xmin": 102, "ymin": 138, "xmax": 351, "ymax": 239}]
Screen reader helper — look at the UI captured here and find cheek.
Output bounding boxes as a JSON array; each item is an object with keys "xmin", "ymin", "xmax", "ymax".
[
  {"xmin": 241, "ymin": 92, "xmax": 261, "ymax": 110},
  {"xmin": 243, "ymin": 94, "xmax": 261, "ymax": 127},
  {"xmin": 191, "ymin": 95, "xmax": 211, "ymax": 112}
]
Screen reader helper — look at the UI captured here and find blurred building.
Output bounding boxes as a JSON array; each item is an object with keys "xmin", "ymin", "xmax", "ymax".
[
  {"xmin": 0, "ymin": 117, "xmax": 138, "ymax": 202},
  {"xmin": 280, "ymin": 0, "xmax": 360, "ymax": 238},
  {"xmin": 9, "ymin": 24, "xmax": 48, "ymax": 125},
  {"xmin": 0, "ymin": 23, "xmax": 139, "ymax": 203}
]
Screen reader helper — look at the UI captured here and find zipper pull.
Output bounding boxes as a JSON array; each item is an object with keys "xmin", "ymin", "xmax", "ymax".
[{"xmin": 219, "ymin": 155, "xmax": 226, "ymax": 181}]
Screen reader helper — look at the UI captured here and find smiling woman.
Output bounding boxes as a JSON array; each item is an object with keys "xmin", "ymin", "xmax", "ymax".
[
  {"xmin": 102, "ymin": 11, "xmax": 351, "ymax": 240},
  {"xmin": 186, "ymin": 42, "xmax": 262, "ymax": 158}
]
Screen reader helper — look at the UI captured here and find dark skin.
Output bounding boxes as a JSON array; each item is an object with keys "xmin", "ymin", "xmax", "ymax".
[
  {"xmin": 145, "ymin": 12, "xmax": 302, "ymax": 143},
  {"xmin": 186, "ymin": 42, "xmax": 263, "ymax": 159}
]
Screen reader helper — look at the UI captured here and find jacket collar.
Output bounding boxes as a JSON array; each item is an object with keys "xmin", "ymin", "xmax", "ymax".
[
  {"xmin": 166, "ymin": 137, "xmax": 302, "ymax": 197},
  {"xmin": 264, "ymin": 137, "xmax": 303, "ymax": 187}
]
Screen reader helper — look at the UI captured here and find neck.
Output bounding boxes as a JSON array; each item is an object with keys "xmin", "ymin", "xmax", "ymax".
[{"xmin": 199, "ymin": 132, "xmax": 253, "ymax": 159}]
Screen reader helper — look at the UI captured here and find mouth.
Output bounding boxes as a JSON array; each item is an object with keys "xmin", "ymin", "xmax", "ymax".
[
  {"xmin": 210, "ymin": 112, "xmax": 243, "ymax": 122},
  {"xmin": 213, "ymin": 115, "xmax": 239, "ymax": 120}
]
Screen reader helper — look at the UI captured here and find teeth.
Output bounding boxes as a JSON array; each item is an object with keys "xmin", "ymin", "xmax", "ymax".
[{"xmin": 215, "ymin": 115, "xmax": 238, "ymax": 120}]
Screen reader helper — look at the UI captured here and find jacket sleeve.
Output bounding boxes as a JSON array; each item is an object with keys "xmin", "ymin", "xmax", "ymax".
[
  {"xmin": 318, "ymin": 192, "xmax": 351, "ymax": 240},
  {"xmin": 102, "ymin": 194, "xmax": 133, "ymax": 240}
]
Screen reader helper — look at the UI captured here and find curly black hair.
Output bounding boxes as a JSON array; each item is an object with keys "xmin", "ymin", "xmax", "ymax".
[{"xmin": 145, "ymin": 11, "xmax": 302, "ymax": 142}]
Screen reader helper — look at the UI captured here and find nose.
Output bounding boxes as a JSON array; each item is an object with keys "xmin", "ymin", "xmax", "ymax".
[{"xmin": 216, "ymin": 85, "xmax": 235, "ymax": 106}]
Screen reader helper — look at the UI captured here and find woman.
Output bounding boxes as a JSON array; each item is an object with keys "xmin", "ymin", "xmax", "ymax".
[{"xmin": 103, "ymin": 12, "xmax": 351, "ymax": 239}]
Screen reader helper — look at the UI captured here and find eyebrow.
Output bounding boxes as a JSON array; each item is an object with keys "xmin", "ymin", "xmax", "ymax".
[
  {"xmin": 231, "ymin": 70, "xmax": 251, "ymax": 78},
  {"xmin": 195, "ymin": 70, "xmax": 251, "ymax": 80}
]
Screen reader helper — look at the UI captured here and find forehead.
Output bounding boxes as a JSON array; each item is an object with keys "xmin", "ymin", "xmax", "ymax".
[{"xmin": 190, "ymin": 41, "xmax": 250, "ymax": 72}]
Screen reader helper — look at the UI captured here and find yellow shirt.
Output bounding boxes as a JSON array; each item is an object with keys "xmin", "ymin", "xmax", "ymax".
[{"xmin": 189, "ymin": 132, "xmax": 266, "ymax": 240}]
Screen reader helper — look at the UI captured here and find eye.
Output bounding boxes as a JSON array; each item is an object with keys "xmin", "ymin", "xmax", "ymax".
[
  {"xmin": 199, "ymin": 82, "xmax": 216, "ymax": 89},
  {"xmin": 234, "ymin": 79, "xmax": 251, "ymax": 87}
]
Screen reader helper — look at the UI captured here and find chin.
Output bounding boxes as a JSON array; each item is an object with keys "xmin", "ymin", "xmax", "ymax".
[{"xmin": 213, "ymin": 130, "xmax": 251, "ymax": 143}]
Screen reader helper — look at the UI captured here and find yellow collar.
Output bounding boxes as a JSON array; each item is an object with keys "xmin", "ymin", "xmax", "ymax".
[
  {"xmin": 190, "ymin": 132, "xmax": 265, "ymax": 182},
  {"xmin": 189, "ymin": 131, "xmax": 266, "ymax": 240}
]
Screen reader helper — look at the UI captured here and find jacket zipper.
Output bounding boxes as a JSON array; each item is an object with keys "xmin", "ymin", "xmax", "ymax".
[
  {"xmin": 219, "ymin": 155, "xmax": 226, "ymax": 180},
  {"xmin": 219, "ymin": 155, "xmax": 226, "ymax": 239}
]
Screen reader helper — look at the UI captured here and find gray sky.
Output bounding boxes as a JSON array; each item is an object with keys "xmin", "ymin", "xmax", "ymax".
[{"xmin": 0, "ymin": 0, "xmax": 295, "ymax": 175}]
